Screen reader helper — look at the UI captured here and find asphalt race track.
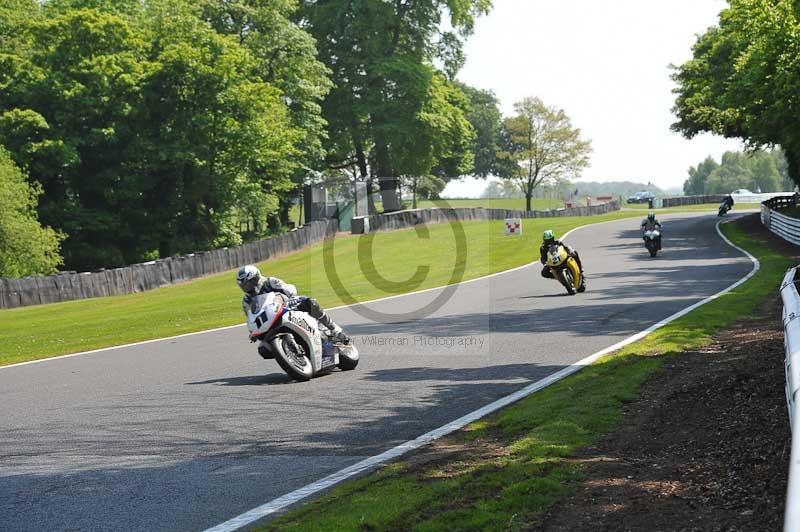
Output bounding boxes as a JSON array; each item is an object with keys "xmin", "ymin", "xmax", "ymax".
[{"xmin": 0, "ymin": 213, "xmax": 754, "ymax": 532}]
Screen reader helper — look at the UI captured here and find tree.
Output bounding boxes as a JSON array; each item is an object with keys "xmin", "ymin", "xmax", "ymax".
[
  {"xmin": 750, "ymin": 150, "xmax": 781, "ymax": 192},
  {"xmin": 683, "ymin": 149, "xmax": 785, "ymax": 195},
  {"xmin": 500, "ymin": 97, "xmax": 591, "ymax": 211},
  {"xmin": 672, "ymin": 0, "xmax": 800, "ymax": 184},
  {"xmin": 705, "ymin": 152, "xmax": 753, "ymax": 194},
  {"xmin": 0, "ymin": 7, "xmax": 150, "ymax": 269},
  {"xmin": 0, "ymin": 147, "xmax": 63, "ymax": 277},
  {"xmin": 299, "ymin": 0, "xmax": 490, "ymax": 212},
  {"xmin": 0, "ymin": 2, "xmax": 302, "ymax": 269},
  {"xmin": 132, "ymin": 0, "xmax": 300, "ymax": 258},
  {"xmin": 458, "ymin": 83, "xmax": 504, "ymax": 178},
  {"xmin": 198, "ymin": 0, "xmax": 333, "ymax": 226},
  {"xmin": 684, "ymin": 156, "xmax": 719, "ymax": 195}
]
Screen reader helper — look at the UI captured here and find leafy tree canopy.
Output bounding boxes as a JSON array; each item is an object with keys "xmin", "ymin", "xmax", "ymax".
[
  {"xmin": 0, "ymin": 147, "xmax": 64, "ymax": 277},
  {"xmin": 0, "ymin": 0, "xmax": 308, "ymax": 270},
  {"xmin": 672, "ymin": 0, "xmax": 800, "ymax": 184},
  {"xmin": 500, "ymin": 96, "xmax": 592, "ymax": 211},
  {"xmin": 683, "ymin": 149, "xmax": 787, "ymax": 195},
  {"xmin": 299, "ymin": 0, "xmax": 489, "ymax": 211}
]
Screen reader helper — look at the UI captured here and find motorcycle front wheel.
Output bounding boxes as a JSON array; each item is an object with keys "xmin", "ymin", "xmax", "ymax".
[
  {"xmin": 559, "ymin": 268, "xmax": 576, "ymax": 295},
  {"xmin": 272, "ymin": 335, "xmax": 314, "ymax": 382}
]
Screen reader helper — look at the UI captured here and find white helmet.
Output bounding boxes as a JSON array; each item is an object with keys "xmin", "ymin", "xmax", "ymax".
[{"xmin": 236, "ymin": 265, "xmax": 261, "ymax": 294}]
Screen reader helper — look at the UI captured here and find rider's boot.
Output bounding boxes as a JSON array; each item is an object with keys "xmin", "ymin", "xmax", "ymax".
[{"xmin": 318, "ymin": 313, "xmax": 351, "ymax": 345}]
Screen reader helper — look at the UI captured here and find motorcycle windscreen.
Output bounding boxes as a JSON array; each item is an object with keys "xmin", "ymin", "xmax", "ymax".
[{"xmin": 248, "ymin": 292, "xmax": 285, "ymax": 334}]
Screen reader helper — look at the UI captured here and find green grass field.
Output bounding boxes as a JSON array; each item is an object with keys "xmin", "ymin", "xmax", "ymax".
[
  {"xmin": 0, "ymin": 211, "xmax": 643, "ymax": 366},
  {"xmin": 259, "ymin": 219, "xmax": 789, "ymax": 532}
]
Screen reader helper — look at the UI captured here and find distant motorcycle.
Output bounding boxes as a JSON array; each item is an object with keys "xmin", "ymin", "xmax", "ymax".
[
  {"xmin": 247, "ymin": 292, "xmax": 359, "ymax": 381},
  {"xmin": 643, "ymin": 227, "xmax": 661, "ymax": 257},
  {"xmin": 718, "ymin": 200, "xmax": 732, "ymax": 217},
  {"xmin": 544, "ymin": 243, "xmax": 585, "ymax": 295}
]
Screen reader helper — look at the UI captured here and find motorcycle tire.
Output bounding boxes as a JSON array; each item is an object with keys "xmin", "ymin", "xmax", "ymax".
[
  {"xmin": 338, "ymin": 345, "xmax": 360, "ymax": 371},
  {"xmin": 562, "ymin": 269, "xmax": 576, "ymax": 295},
  {"xmin": 649, "ymin": 248, "xmax": 658, "ymax": 257},
  {"xmin": 272, "ymin": 335, "xmax": 313, "ymax": 382}
]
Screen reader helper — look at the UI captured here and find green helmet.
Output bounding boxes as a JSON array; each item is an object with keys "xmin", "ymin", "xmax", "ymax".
[
  {"xmin": 647, "ymin": 211, "xmax": 655, "ymax": 221},
  {"xmin": 543, "ymin": 229, "xmax": 555, "ymax": 242}
]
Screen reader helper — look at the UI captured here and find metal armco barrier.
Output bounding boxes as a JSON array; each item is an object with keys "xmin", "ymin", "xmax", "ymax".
[
  {"xmin": 762, "ymin": 194, "xmax": 800, "ymax": 246},
  {"xmin": 781, "ymin": 267, "xmax": 800, "ymax": 531},
  {"xmin": 664, "ymin": 192, "xmax": 793, "ymax": 208},
  {"xmin": 0, "ymin": 219, "xmax": 338, "ymax": 310}
]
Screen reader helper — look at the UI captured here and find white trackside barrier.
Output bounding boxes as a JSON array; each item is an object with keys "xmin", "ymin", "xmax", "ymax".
[
  {"xmin": 734, "ymin": 192, "xmax": 793, "ymax": 204},
  {"xmin": 781, "ymin": 266, "xmax": 800, "ymax": 531},
  {"xmin": 764, "ymin": 204, "xmax": 800, "ymax": 246}
]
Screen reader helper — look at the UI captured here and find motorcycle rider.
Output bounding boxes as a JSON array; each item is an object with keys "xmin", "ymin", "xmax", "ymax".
[
  {"xmin": 640, "ymin": 211, "xmax": 663, "ymax": 250},
  {"xmin": 723, "ymin": 194, "xmax": 735, "ymax": 210},
  {"xmin": 539, "ymin": 229, "xmax": 584, "ymax": 279},
  {"xmin": 236, "ymin": 265, "xmax": 351, "ymax": 358}
]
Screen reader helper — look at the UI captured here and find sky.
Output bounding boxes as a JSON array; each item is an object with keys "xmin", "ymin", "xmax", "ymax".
[{"xmin": 444, "ymin": 0, "xmax": 742, "ymax": 197}]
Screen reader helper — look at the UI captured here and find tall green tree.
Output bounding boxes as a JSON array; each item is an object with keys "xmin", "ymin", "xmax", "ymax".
[
  {"xmin": 684, "ymin": 156, "xmax": 719, "ymax": 195},
  {"xmin": 458, "ymin": 83, "xmax": 504, "ymax": 178},
  {"xmin": 198, "ymin": 0, "xmax": 333, "ymax": 226},
  {"xmin": 299, "ymin": 0, "xmax": 490, "ymax": 211},
  {"xmin": 672, "ymin": 0, "xmax": 800, "ymax": 183},
  {"xmin": 0, "ymin": 2, "xmax": 302, "ymax": 269},
  {"xmin": 500, "ymin": 97, "xmax": 592, "ymax": 211},
  {"xmin": 133, "ymin": 1, "xmax": 300, "ymax": 258},
  {"xmin": 0, "ymin": 7, "xmax": 149, "ymax": 268},
  {"xmin": 0, "ymin": 147, "xmax": 63, "ymax": 277},
  {"xmin": 683, "ymin": 149, "xmax": 785, "ymax": 195}
]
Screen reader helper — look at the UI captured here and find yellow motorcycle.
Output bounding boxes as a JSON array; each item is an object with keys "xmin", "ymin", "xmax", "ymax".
[{"xmin": 545, "ymin": 243, "xmax": 585, "ymax": 295}]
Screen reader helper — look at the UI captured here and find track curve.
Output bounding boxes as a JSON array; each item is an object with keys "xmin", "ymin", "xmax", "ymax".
[{"xmin": 0, "ymin": 213, "xmax": 754, "ymax": 532}]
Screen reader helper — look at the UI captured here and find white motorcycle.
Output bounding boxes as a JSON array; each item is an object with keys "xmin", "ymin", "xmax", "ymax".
[
  {"xmin": 642, "ymin": 226, "xmax": 661, "ymax": 257},
  {"xmin": 247, "ymin": 292, "xmax": 359, "ymax": 381}
]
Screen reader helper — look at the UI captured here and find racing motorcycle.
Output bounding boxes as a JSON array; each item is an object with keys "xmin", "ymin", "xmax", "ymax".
[
  {"xmin": 247, "ymin": 292, "xmax": 359, "ymax": 381},
  {"xmin": 642, "ymin": 224, "xmax": 661, "ymax": 258},
  {"xmin": 544, "ymin": 243, "xmax": 585, "ymax": 295},
  {"xmin": 718, "ymin": 200, "xmax": 732, "ymax": 217}
]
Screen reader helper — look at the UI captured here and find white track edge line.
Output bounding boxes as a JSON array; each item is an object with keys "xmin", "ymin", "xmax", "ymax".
[
  {"xmin": 202, "ymin": 219, "xmax": 760, "ymax": 532},
  {"xmin": 0, "ymin": 215, "xmax": 629, "ymax": 371}
]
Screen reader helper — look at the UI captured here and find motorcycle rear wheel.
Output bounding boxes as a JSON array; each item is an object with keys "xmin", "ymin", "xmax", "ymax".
[{"xmin": 338, "ymin": 344, "xmax": 360, "ymax": 371}]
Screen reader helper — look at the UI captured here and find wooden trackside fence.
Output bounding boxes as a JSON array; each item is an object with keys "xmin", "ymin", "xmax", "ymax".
[
  {"xmin": 350, "ymin": 200, "xmax": 621, "ymax": 234},
  {"xmin": 0, "ymin": 219, "xmax": 338, "ymax": 310}
]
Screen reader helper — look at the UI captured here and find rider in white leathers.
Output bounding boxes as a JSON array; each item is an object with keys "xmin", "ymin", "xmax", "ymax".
[{"xmin": 236, "ymin": 265, "xmax": 350, "ymax": 358}]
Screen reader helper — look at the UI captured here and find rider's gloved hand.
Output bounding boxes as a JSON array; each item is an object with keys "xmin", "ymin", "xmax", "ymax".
[{"xmin": 249, "ymin": 334, "xmax": 257, "ymax": 343}]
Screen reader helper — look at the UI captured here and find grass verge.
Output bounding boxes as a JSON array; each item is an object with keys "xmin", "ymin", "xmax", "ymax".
[
  {"xmin": 0, "ymin": 211, "xmax": 644, "ymax": 366},
  {"xmin": 258, "ymin": 218, "xmax": 793, "ymax": 532}
]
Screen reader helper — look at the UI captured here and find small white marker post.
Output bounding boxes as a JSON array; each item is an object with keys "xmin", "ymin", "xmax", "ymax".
[{"xmin": 504, "ymin": 218, "xmax": 522, "ymax": 236}]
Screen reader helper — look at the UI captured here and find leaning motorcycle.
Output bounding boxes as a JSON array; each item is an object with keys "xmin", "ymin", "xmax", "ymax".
[
  {"xmin": 544, "ymin": 243, "xmax": 585, "ymax": 295},
  {"xmin": 247, "ymin": 292, "xmax": 359, "ymax": 381},
  {"xmin": 718, "ymin": 201, "xmax": 731, "ymax": 217}
]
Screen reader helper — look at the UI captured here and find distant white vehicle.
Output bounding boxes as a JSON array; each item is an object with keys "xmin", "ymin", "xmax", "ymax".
[{"xmin": 731, "ymin": 189, "xmax": 753, "ymax": 195}]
